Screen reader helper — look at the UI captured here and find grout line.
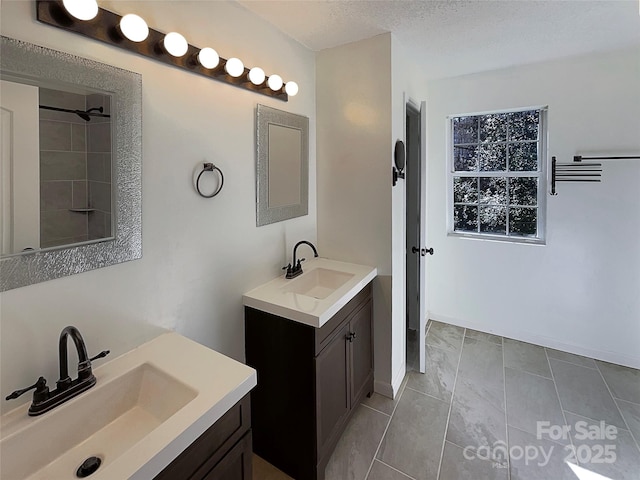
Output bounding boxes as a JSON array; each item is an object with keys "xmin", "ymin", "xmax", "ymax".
[
  {"xmin": 503, "ymin": 365, "xmax": 554, "ymax": 381},
  {"xmin": 544, "ymin": 347, "xmax": 578, "ymax": 465},
  {"xmin": 360, "ymin": 402, "xmax": 391, "ymax": 417},
  {"xmin": 501, "ymin": 335, "xmax": 511, "ymax": 479},
  {"xmin": 611, "ymin": 398, "xmax": 640, "ymax": 455},
  {"xmin": 423, "ymin": 342, "xmax": 462, "ymax": 355},
  {"xmin": 464, "ymin": 330, "xmax": 503, "ymax": 346},
  {"xmin": 593, "ymin": 362, "xmax": 640, "ymax": 453},
  {"xmin": 561, "ymin": 408, "xmax": 630, "ymax": 432},
  {"xmin": 544, "ymin": 349, "xmax": 598, "ymax": 370},
  {"xmin": 364, "ymin": 373, "xmax": 408, "ymax": 480},
  {"xmin": 404, "ymin": 385, "xmax": 450, "ymax": 404},
  {"xmin": 435, "ymin": 328, "xmax": 466, "ymax": 480},
  {"xmin": 506, "ymin": 423, "xmax": 577, "ymax": 451},
  {"xmin": 373, "ymin": 459, "xmax": 417, "ymax": 480},
  {"xmin": 612, "ymin": 396, "xmax": 640, "ymax": 407}
]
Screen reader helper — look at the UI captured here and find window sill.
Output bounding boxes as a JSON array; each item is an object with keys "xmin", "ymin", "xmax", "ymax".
[{"xmin": 447, "ymin": 231, "xmax": 546, "ymax": 246}]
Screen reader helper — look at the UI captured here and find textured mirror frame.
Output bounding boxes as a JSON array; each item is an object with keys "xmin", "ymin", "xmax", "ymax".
[
  {"xmin": 0, "ymin": 36, "xmax": 142, "ymax": 291},
  {"xmin": 256, "ymin": 104, "xmax": 309, "ymax": 226}
]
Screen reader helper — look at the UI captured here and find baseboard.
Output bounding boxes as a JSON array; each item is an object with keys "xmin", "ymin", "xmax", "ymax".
[
  {"xmin": 374, "ymin": 379, "xmax": 393, "ymax": 399},
  {"xmin": 429, "ymin": 313, "xmax": 640, "ymax": 370},
  {"xmin": 374, "ymin": 361, "xmax": 406, "ymax": 400}
]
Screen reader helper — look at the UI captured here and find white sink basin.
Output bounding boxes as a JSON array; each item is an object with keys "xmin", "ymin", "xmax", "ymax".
[
  {"xmin": 2, "ymin": 364, "xmax": 196, "ymax": 479},
  {"xmin": 244, "ymin": 258, "xmax": 377, "ymax": 328},
  {"xmin": 0, "ymin": 333, "xmax": 256, "ymax": 480},
  {"xmin": 282, "ymin": 268, "xmax": 354, "ymax": 299}
]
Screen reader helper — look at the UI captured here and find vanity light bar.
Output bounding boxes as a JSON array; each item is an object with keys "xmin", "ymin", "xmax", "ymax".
[{"xmin": 36, "ymin": 0, "xmax": 295, "ymax": 101}]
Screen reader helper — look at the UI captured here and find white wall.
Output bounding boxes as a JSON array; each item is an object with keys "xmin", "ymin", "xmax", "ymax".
[
  {"xmin": 0, "ymin": 0, "xmax": 316, "ymax": 413},
  {"xmin": 316, "ymin": 34, "xmax": 396, "ymax": 395},
  {"xmin": 317, "ymin": 34, "xmax": 427, "ymax": 397},
  {"xmin": 427, "ymin": 46, "xmax": 640, "ymax": 368},
  {"xmin": 390, "ymin": 36, "xmax": 428, "ymax": 391}
]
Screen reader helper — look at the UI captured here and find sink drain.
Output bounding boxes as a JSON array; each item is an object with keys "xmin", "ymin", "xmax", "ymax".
[{"xmin": 76, "ymin": 456, "xmax": 102, "ymax": 478}]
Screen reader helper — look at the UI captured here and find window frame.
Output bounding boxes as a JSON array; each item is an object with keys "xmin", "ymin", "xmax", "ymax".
[{"xmin": 446, "ymin": 106, "xmax": 548, "ymax": 245}]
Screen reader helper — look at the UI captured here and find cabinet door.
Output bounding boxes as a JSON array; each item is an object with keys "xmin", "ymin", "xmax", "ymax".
[
  {"xmin": 316, "ymin": 324, "xmax": 350, "ymax": 457},
  {"xmin": 201, "ymin": 432, "xmax": 253, "ymax": 480},
  {"xmin": 349, "ymin": 299, "xmax": 373, "ymax": 405}
]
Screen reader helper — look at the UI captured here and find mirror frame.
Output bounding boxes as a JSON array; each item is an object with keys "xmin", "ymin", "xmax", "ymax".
[
  {"xmin": 256, "ymin": 104, "xmax": 309, "ymax": 226},
  {"xmin": 0, "ymin": 36, "xmax": 142, "ymax": 291}
]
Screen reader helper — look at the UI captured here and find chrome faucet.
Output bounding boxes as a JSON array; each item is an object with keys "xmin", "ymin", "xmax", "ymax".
[
  {"xmin": 283, "ymin": 241, "xmax": 318, "ymax": 279},
  {"xmin": 5, "ymin": 326, "xmax": 109, "ymax": 416}
]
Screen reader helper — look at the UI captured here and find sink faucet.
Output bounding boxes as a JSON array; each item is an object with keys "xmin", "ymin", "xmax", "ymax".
[
  {"xmin": 5, "ymin": 326, "xmax": 109, "ymax": 416},
  {"xmin": 283, "ymin": 240, "xmax": 318, "ymax": 279}
]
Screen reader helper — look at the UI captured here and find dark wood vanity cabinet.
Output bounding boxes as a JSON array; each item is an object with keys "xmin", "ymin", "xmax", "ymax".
[
  {"xmin": 154, "ymin": 395, "xmax": 252, "ymax": 480},
  {"xmin": 245, "ymin": 283, "xmax": 373, "ymax": 480}
]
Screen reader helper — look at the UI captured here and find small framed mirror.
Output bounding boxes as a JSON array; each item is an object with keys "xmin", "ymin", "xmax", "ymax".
[{"xmin": 256, "ymin": 104, "xmax": 309, "ymax": 226}]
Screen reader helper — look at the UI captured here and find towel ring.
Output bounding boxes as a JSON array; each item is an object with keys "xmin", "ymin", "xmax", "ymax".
[{"xmin": 196, "ymin": 163, "xmax": 224, "ymax": 198}]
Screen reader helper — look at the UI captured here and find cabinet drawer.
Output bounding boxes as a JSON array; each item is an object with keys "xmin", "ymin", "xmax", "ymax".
[
  {"xmin": 154, "ymin": 395, "xmax": 251, "ymax": 480},
  {"xmin": 315, "ymin": 283, "xmax": 371, "ymax": 355}
]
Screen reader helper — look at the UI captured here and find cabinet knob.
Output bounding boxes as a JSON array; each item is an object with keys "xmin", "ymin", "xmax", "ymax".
[{"xmin": 346, "ymin": 332, "xmax": 357, "ymax": 342}]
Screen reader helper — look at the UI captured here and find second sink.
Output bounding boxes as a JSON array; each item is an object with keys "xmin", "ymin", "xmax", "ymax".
[{"xmin": 281, "ymin": 267, "xmax": 355, "ymax": 299}]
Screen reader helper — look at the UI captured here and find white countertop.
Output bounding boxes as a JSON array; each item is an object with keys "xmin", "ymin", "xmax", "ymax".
[
  {"xmin": 0, "ymin": 332, "xmax": 256, "ymax": 480},
  {"xmin": 243, "ymin": 258, "xmax": 377, "ymax": 328}
]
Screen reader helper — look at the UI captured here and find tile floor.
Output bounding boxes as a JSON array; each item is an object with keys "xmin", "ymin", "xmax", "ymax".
[{"xmin": 254, "ymin": 320, "xmax": 640, "ymax": 480}]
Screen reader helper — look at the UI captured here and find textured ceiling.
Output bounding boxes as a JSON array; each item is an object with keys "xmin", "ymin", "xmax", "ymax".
[{"xmin": 238, "ymin": 0, "xmax": 640, "ymax": 79}]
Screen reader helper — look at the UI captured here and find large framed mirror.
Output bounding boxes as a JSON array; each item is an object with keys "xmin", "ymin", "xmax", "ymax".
[
  {"xmin": 256, "ymin": 104, "xmax": 309, "ymax": 226},
  {"xmin": 0, "ymin": 36, "xmax": 142, "ymax": 291}
]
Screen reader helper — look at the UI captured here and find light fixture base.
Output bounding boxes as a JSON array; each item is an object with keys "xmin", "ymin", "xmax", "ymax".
[{"xmin": 36, "ymin": 0, "xmax": 289, "ymax": 101}]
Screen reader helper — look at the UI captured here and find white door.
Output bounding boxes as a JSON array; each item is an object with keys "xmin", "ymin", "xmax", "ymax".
[{"xmin": 0, "ymin": 80, "xmax": 40, "ymax": 255}]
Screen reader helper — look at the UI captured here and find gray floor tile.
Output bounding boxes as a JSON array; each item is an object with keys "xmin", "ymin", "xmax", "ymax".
[
  {"xmin": 366, "ymin": 461, "xmax": 413, "ymax": 480},
  {"xmin": 456, "ymin": 337, "xmax": 504, "ymax": 409},
  {"xmin": 325, "ymin": 404, "xmax": 390, "ymax": 480},
  {"xmin": 439, "ymin": 440, "xmax": 508, "ymax": 479},
  {"xmin": 545, "ymin": 348, "xmax": 597, "ymax": 369},
  {"xmin": 564, "ymin": 411, "xmax": 640, "ymax": 479},
  {"xmin": 362, "ymin": 375, "xmax": 408, "ymax": 416},
  {"xmin": 508, "ymin": 427, "xmax": 576, "ymax": 480},
  {"xmin": 597, "ymin": 360, "xmax": 640, "ymax": 404},
  {"xmin": 425, "ymin": 321, "xmax": 464, "ymax": 353},
  {"xmin": 550, "ymin": 359, "xmax": 626, "ymax": 429},
  {"xmin": 446, "ymin": 380, "xmax": 507, "ymax": 450},
  {"xmin": 504, "ymin": 338, "xmax": 552, "ymax": 378},
  {"xmin": 465, "ymin": 328, "xmax": 503, "ymax": 345},
  {"xmin": 616, "ymin": 399, "xmax": 640, "ymax": 450},
  {"xmin": 505, "ymin": 367, "xmax": 565, "ymax": 440},
  {"xmin": 377, "ymin": 388, "xmax": 449, "ymax": 480},
  {"xmin": 406, "ymin": 344, "xmax": 459, "ymax": 403}
]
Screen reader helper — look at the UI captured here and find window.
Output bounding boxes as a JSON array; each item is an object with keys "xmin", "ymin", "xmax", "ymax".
[{"xmin": 448, "ymin": 107, "xmax": 547, "ymax": 242}]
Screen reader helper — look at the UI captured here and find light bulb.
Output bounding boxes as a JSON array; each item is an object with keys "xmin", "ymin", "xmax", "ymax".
[
  {"xmin": 267, "ymin": 74, "xmax": 283, "ymax": 91},
  {"xmin": 285, "ymin": 81, "xmax": 299, "ymax": 96},
  {"xmin": 62, "ymin": 0, "xmax": 98, "ymax": 20},
  {"xmin": 164, "ymin": 32, "xmax": 189, "ymax": 57},
  {"xmin": 248, "ymin": 67, "xmax": 265, "ymax": 85},
  {"xmin": 119, "ymin": 14, "xmax": 149, "ymax": 42},
  {"xmin": 225, "ymin": 58, "xmax": 244, "ymax": 78},
  {"xmin": 198, "ymin": 48, "xmax": 219, "ymax": 69}
]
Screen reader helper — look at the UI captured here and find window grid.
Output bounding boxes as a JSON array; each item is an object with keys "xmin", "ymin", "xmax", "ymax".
[{"xmin": 449, "ymin": 108, "xmax": 546, "ymax": 241}]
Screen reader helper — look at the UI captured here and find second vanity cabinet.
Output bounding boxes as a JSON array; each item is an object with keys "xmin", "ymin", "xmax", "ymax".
[
  {"xmin": 154, "ymin": 395, "xmax": 252, "ymax": 480},
  {"xmin": 245, "ymin": 283, "xmax": 373, "ymax": 480}
]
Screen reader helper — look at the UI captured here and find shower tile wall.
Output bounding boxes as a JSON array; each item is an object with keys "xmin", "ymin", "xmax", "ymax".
[
  {"xmin": 86, "ymin": 93, "xmax": 112, "ymax": 241},
  {"xmin": 39, "ymin": 89, "xmax": 112, "ymax": 248}
]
